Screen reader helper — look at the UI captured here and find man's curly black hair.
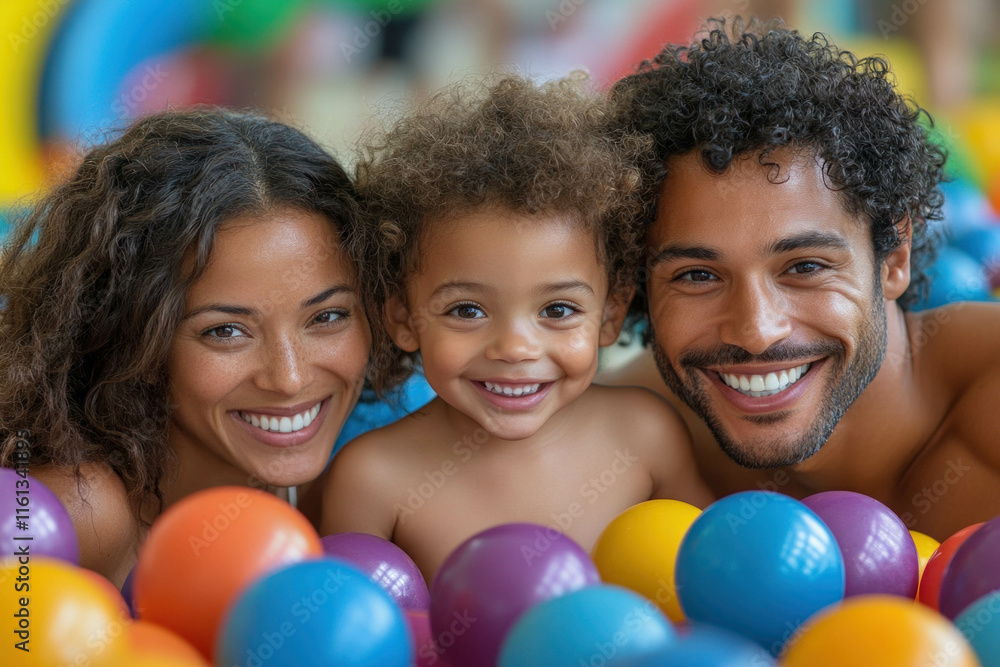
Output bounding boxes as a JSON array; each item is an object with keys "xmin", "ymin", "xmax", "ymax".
[{"xmin": 612, "ymin": 16, "xmax": 947, "ymax": 319}]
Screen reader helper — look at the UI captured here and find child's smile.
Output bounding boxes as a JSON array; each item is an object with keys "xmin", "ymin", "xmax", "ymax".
[{"xmin": 387, "ymin": 208, "xmax": 629, "ymax": 442}]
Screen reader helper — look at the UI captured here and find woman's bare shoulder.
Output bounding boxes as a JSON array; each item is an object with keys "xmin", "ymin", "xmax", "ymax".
[{"xmin": 31, "ymin": 462, "xmax": 142, "ymax": 587}]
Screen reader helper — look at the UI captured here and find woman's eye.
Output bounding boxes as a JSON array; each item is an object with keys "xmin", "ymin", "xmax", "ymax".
[
  {"xmin": 541, "ymin": 303, "xmax": 576, "ymax": 319},
  {"xmin": 449, "ymin": 304, "xmax": 484, "ymax": 319},
  {"xmin": 202, "ymin": 324, "xmax": 245, "ymax": 341},
  {"xmin": 314, "ymin": 309, "xmax": 347, "ymax": 324}
]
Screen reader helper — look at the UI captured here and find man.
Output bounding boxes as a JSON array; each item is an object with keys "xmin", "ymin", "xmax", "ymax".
[{"xmin": 603, "ymin": 17, "xmax": 1000, "ymax": 540}]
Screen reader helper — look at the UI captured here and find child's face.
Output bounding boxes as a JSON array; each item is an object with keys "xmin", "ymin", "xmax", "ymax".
[{"xmin": 388, "ymin": 209, "xmax": 630, "ymax": 441}]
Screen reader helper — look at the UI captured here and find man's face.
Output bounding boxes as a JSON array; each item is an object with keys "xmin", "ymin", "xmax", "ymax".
[{"xmin": 646, "ymin": 149, "xmax": 891, "ymax": 469}]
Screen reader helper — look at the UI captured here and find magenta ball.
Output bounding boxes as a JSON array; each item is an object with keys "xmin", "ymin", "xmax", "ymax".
[
  {"xmin": 429, "ymin": 522, "xmax": 600, "ymax": 667},
  {"xmin": 407, "ymin": 610, "xmax": 444, "ymax": 667},
  {"xmin": 1, "ymin": 467, "xmax": 78, "ymax": 564},
  {"xmin": 939, "ymin": 515, "xmax": 1000, "ymax": 619},
  {"xmin": 320, "ymin": 532, "xmax": 429, "ymax": 611},
  {"xmin": 801, "ymin": 491, "xmax": 918, "ymax": 598}
]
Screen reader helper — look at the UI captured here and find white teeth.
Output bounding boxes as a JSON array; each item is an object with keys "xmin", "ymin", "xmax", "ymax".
[
  {"xmin": 239, "ymin": 402, "xmax": 322, "ymax": 434},
  {"xmin": 718, "ymin": 363, "xmax": 812, "ymax": 398},
  {"xmin": 483, "ymin": 381, "xmax": 542, "ymax": 397}
]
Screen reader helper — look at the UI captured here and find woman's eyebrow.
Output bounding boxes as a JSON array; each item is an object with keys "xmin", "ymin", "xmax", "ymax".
[{"xmin": 182, "ymin": 284, "xmax": 355, "ymax": 321}]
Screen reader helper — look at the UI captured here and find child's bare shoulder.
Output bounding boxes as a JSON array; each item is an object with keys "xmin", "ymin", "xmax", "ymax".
[{"xmin": 584, "ymin": 383, "xmax": 688, "ymax": 440}]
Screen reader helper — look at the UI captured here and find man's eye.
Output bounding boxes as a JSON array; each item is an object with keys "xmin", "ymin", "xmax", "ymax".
[
  {"xmin": 788, "ymin": 261, "xmax": 825, "ymax": 274},
  {"xmin": 678, "ymin": 269, "xmax": 716, "ymax": 282}
]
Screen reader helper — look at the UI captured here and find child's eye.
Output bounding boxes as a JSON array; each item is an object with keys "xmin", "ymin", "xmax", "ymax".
[
  {"xmin": 201, "ymin": 324, "xmax": 247, "ymax": 343},
  {"xmin": 540, "ymin": 302, "xmax": 578, "ymax": 319},
  {"xmin": 448, "ymin": 303, "xmax": 485, "ymax": 319}
]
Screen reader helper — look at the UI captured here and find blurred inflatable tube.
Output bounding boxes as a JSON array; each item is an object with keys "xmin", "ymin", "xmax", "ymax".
[{"xmin": 0, "ymin": 0, "xmax": 69, "ymax": 207}]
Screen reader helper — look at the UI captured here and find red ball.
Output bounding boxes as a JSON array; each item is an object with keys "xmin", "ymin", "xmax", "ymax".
[{"xmin": 917, "ymin": 522, "xmax": 983, "ymax": 610}]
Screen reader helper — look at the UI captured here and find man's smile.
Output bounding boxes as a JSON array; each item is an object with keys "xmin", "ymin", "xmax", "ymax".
[{"xmin": 716, "ymin": 362, "xmax": 812, "ymax": 398}]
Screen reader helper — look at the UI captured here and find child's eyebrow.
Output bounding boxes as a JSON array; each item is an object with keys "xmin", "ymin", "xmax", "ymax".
[
  {"xmin": 539, "ymin": 280, "xmax": 595, "ymax": 297},
  {"xmin": 430, "ymin": 281, "xmax": 498, "ymax": 299}
]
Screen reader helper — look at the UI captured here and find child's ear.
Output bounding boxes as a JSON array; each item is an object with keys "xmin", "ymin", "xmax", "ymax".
[
  {"xmin": 599, "ymin": 285, "xmax": 635, "ymax": 347},
  {"xmin": 384, "ymin": 295, "xmax": 421, "ymax": 352},
  {"xmin": 882, "ymin": 216, "xmax": 912, "ymax": 301}
]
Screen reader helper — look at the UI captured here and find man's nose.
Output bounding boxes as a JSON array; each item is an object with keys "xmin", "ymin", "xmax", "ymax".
[{"xmin": 718, "ymin": 277, "xmax": 793, "ymax": 355}]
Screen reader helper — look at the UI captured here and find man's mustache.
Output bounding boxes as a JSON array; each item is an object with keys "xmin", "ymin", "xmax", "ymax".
[{"xmin": 678, "ymin": 341, "xmax": 845, "ymax": 369}]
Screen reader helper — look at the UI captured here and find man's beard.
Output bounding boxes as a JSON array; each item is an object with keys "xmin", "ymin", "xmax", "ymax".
[{"xmin": 651, "ymin": 294, "xmax": 888, "ymax": 470}]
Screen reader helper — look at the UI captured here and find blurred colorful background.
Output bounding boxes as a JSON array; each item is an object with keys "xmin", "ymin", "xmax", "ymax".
[{"xmin": 2, "ymin": 0, "xmax": 1000, "ymax": 306}]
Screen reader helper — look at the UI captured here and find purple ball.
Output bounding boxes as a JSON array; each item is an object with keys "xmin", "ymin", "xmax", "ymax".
[
  {"xmin": 801, "ymin": 491, "xmax": 918, "ymax": 598},
  {"xmin": 939, "ymin": 515, "xmax": 1000, "ymax": 619},
  {"xmin": 320, "ymin": 532, "xmax": 429, "ymax": 611},
  {"xmin": 429, "ymin": 522, "xmax": 600, "ymax": 667},
  {"xmin": 1, "ymin": 467, "xmax": 78, "ymax": 564}
]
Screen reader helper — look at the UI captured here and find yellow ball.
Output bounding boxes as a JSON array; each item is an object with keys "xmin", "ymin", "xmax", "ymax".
[
  {"xmin": 909, "ymin": 530, "xmax": 941, "ymax": 600},
  {"xmin": 0, "ymin": 557, "xmax": 132, "ymax": 666},
  {"xmin": 591, "ymin": 499, "xmax": 701, "ymax": 622},
  {"xmin": 781, "ymin": 595, "xmax": 980, "ymax": 666}
]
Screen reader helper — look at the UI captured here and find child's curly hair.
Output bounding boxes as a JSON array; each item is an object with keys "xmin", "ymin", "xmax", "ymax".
[
  {"xmin": 357, "ymin": 72, "xmax": 651, "ymax": 393},
  {"xmin": 612, "ymin": 16, "xmax": 947, "ymax": 321}
]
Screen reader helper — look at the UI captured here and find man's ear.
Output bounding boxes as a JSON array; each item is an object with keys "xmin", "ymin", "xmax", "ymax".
[
  {"xmin": 882, "ymin": 217, "xmax": 913, "ymax": 301},
  {"xmin": 599, "ymin": 285, "xmax": 635, "ymax": 347},
  {"xmin": 384, "ymin": 295, "xmax": 421, "ymax": 352}
]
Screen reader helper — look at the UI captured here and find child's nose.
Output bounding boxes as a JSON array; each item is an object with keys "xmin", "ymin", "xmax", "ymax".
[{"xmin": 485, "ymin": 322, "xmax": 542, "ymax": 363}]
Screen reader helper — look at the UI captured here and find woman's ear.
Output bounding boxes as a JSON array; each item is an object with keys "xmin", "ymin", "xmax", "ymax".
[
  {"xmin": 599, "ymin": 285, "xmax": 635, "ymax": 347},
  {"xmin": 883, "ymin": 217, "xmax": 913, "ymax": 302},
  {"xmin": 384, "ymin": 295, "xmax": 421, "ymax": 352}
]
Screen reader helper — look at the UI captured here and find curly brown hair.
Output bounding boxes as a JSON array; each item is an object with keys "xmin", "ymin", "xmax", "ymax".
[
  {"xmin": 357, "ymin": 72, "xmax": 651, "ymax": 392},
  {"xmin": 0, "ymin": 108, "xmax": 363, "ymax": 518}
]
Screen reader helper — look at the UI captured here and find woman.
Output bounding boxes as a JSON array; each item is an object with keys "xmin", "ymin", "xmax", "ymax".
[{"xmin": 0, "ymin": 109, "xmax": 371, "ymax": 587}]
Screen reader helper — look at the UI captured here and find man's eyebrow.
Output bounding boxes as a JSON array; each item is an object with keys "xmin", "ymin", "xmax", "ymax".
[
  {"xmin": 429, "ymin": 281, "xmax": 498, "ymax": 299},
  {"xmin": 648, "ymin": 244, "xmax": 722, "ymax": 267},
  {"xmin": 182, "ymin": 284, "xmax": 354, "ymax": 321},
  {"xmin": 539, "ymin": 280, "xmax": 595, "ymax": 296},
  {"xmin": 768, "ymin": 232, "xmax": 849, "ymax": 255}
]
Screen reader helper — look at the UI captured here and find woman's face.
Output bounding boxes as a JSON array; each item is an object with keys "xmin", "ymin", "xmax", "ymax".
[{"xmin": 167, "ymin": 207, "xmax": 370, "ymax": 488}]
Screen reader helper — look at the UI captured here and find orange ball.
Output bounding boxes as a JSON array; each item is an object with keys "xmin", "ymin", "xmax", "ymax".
[
  {"xmin": 781, "ymin": 595, "xmax": 979, "ymax": 666},
  {"xmin": 127, "ymin": 620, "xmax": 209, "ymax": 665},
  {"xmin": 133, "ymin": 487, "xmax": 321, "ymax": 660},
  {"xmin": 918, "ymin": 523, "xmax": 983, "ymax": 611},
  {"xmin": 0, "ymin": 557, "xmax": 132, "ymax": 666}
]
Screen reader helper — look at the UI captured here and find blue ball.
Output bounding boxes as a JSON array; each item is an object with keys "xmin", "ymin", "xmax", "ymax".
[
  {"xmin": 675, "ymin": 491, "xmax": 845, "ymax": 655},
  {"xmin": 938, "ymin": 179, "xmax": 1000, "ymax": 238},
  {"xmin": 216, "ymin": 558, "xmax": 413, "ymax": 667},
  {"xmin": 618, "ymin": 624, "xmax": 775, "ymax": 667},
  {"xmin": 914, "ymin": 246, "xmax": 991, "ymax": 310},
  {"xmin": 497, "ymin": 585, "xmax": 676, "ymax": 667},
  {"xmin": 955, "ymin": 592, "xmax": 1000, "ymax": 667},
  {"xmin": 951, "ymin": 226, "xmax": 1000, "ymax": 282}
]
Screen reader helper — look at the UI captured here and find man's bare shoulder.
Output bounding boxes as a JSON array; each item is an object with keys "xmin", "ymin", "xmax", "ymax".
[
  {"xmin": 912, "ymin": 302, "xmax": 1000, "ymax": 382},
  {"xmin": 31, "ymin": 462, "xmax": 141, "ymax": 587}
]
